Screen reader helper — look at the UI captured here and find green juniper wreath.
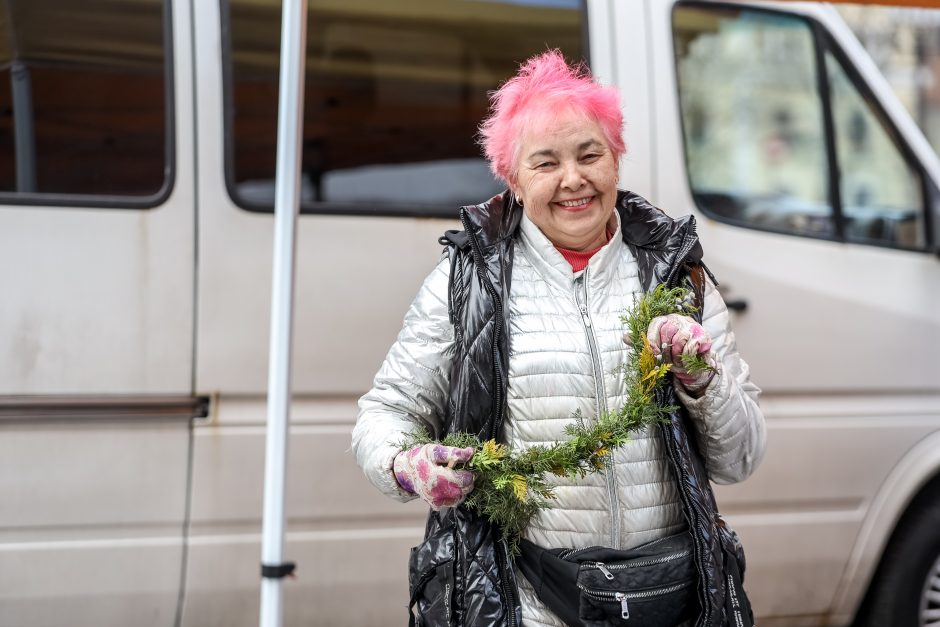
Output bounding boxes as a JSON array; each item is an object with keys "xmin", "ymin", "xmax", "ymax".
[{"xmin": 401, "ymin": 284, "xmax": 714, "ymax": 556}]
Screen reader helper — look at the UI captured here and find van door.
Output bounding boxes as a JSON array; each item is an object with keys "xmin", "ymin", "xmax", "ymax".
[
  {"xmin": 646, "ymin": 0, "xmax": 940, "ymax": 621},
  {"xmin": 0, "ymin": 0, "xmax": 197, "ymax": 625}
]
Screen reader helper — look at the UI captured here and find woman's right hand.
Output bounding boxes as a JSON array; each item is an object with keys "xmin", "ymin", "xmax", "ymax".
[
  {"xmin": 646, "ymin": 313, "xmax": 717, "ymax": 394},
  {"xmin": 393, "ymin": 444, "xmax": 476, "ymax": 510}
]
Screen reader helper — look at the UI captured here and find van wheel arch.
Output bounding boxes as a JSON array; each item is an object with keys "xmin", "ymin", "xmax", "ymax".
[{"xmin": 854, "ymin": 474, "xmax": 940, "ymax": 627}]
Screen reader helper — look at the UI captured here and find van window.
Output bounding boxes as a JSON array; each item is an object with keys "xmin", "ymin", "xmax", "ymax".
[
  {"xmin": 672, "ymin": 6, "xmax": 834, "ymax": 239},
  {"xmin": 673, "ymin": 4, "xmax": 928, "ymax": 250},
  {"xmin": 826, "ymin": 51, "xmax": 925, "ymax": 248},
  {"xmin": 836, "ymin": 6, "xmax": 940, "ymax": 162},
  {"xmin": 0, "ymin": 0, "xmax": 169, "ymax": 203},
  {"xmin": 223, "ymin": 0, "xmax": 585, "ymax": 215}
]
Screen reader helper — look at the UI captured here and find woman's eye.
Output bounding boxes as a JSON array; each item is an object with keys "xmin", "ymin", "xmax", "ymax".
[
  {"xmin": 581, "ymin": 153, "xmax": 601, "ymax": 163},
  {"xmin": 536, "ymin": 162, "xmax": 555, "ymax": 169}
]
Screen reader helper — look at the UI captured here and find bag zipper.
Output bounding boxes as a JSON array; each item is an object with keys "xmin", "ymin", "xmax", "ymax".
[
  {"xmin": 558, "ymin": 545, "xmax": 606, "ymax": 560},
  {"xmin": 577, "ymin": 581, "xmax": 694, "ymax": 620},
  {"xmin": 582, "ymin": 548, "xmax": 693, "ymax": 579}
]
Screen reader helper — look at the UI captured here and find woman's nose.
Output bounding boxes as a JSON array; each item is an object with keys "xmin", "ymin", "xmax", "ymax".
[{"xmin": 560, "ymin": 161, "xmax": 585, "ymax": 190}]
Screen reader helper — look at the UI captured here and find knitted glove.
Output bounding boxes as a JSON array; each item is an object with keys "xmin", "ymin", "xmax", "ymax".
[
  {"xmin": 647, "ymin": 313, "xmax": 718, "ymax": 393},
  {"xmin": 393, "ymin": 444, "xmax": 476, "ymax": 510}
]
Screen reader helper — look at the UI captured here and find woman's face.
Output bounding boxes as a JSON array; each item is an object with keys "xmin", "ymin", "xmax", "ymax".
[{"xmin": 511, "ymin": 113, "xmax": 618, "ymax": 251}]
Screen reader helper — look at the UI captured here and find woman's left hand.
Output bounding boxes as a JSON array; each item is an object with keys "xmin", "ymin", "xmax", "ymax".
[{"xmin": 646, "ymin": 314, "xmax": 717, "ymax": 393}]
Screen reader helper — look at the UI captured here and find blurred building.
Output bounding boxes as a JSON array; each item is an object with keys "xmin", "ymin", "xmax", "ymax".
[{"xmin": 837, "ymin": 5, "xmax": 940, "ymax": 155}]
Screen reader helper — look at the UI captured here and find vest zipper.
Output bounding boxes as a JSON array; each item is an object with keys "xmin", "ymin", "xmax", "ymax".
[
  {"xmin": 660, "ymin": 425, "xmax": 712, "ymax": 625},
  {"xmin": 458, "ymin": 208, "xmax": 517, "ymax": 626},
  {"xmin": 458, "ymin": 208, "xmax": 506, "ymax": 440},
  {"xmin": 575, "ymin": 269, "xmax": 620, "ymax": 549},
  {"xmin": 660, "ymin": 217, "xmax": 714, "ymax": 625},
  {"xmin": 665, "ymin": 218, "xmax": 698, "ymax": 289},
  {"xmin": 498, "ymin": 539, "xmax": 518, "ymax": 627}
]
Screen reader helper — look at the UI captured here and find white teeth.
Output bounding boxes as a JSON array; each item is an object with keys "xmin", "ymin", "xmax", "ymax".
[{"xmin": 559, "ymin": 198, "xmax": 590, "ymax": 207}]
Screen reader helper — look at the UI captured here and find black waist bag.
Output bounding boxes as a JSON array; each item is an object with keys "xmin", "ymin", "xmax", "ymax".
[{"xmin": 517, "ymin": 532, "xmax": 698, "ymax": 626}]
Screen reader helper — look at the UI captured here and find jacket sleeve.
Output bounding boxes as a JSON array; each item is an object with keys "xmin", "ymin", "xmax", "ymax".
[
  {"xmin": 352, "ymin": 255, "xmax": 455, "ymax": 502},
  {"xmin": 674, "ymin": 278, "xmax": 767, "ymax": 484}
]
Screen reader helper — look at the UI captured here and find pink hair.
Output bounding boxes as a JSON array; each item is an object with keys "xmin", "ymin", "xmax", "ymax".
[{"xmin": 478, "ymin": 50, "xmax": 625, "ymax": 185}]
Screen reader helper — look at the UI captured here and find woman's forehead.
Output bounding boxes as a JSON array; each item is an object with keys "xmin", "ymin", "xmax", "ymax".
[{"xmin": 519, "ymin": 114, "xmax": 606, "ymax": 158}]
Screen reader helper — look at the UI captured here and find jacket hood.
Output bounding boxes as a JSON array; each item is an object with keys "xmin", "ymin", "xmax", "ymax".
[
  {"xmin": 614, "ymin": 191, "xmax": 703, "ymax": 290},
  {"xmin": 458, "ymin": 191, "xmax": 523, "ymax": 250},
  {"xmin": 618, "ymin": 191, "xmax": 689, "ymax": 249}
]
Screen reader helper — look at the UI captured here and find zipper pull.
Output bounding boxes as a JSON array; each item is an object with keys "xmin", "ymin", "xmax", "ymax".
[
  {"xmin": 615, "ymin": 592, "xmax": 629, "ymax": 619},
  {"xmin": 579, "ymin": 305, "xmax": 591, "ymax": 326},
  {"xmin": 595, "ymin": 562, "xmax": 615, "ymax": 580}
]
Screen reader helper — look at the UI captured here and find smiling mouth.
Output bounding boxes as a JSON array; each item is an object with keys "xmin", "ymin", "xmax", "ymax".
[{"xmin": 555, "ymin": 196, "xmax": 594, "ymax": 209}]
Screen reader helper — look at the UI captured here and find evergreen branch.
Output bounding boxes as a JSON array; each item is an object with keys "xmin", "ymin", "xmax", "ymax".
[
  {"xmin": 398, "ymin": 284, "xmax": 700, "ymax": 556},
  {"xmin": 680, "ymin": 353, "xmax": 714, "ymax": 375}
]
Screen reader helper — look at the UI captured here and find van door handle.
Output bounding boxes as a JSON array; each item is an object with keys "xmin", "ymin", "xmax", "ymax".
[{"xmin": 724, "ymin": 299, "xmax": 748, "ymax": 313}]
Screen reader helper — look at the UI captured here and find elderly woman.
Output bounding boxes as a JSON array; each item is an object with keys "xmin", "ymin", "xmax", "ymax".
[{"xmin": 353, "ymin": 51, "xmax": 765, "ymax": 627}]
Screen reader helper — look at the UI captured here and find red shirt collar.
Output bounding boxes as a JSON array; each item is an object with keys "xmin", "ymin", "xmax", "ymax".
[{"xmin": 554, "ymin": 229, "xmax": 614, "ymax": 272}]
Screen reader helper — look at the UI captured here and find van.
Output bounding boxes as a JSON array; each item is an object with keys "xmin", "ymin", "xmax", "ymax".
[{"xmin": 0, "ymin": 0, "xmax": 937, "ymax": 625}]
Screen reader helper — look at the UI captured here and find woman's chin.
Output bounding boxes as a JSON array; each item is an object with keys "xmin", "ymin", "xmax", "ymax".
[{"xmin": 553, "ymin": 229, "xmax": 607, "ymax": 251}]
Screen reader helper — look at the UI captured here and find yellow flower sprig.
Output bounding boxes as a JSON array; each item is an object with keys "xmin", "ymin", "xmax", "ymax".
[{"xmin": 401, "ymin": 284, "xmax": 712, "ymax": 556}]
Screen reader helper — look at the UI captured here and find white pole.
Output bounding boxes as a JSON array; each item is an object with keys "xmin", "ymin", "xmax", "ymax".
[{"xmin": 259, "ymin": 0, "xmax": 307, "ymax": 626}]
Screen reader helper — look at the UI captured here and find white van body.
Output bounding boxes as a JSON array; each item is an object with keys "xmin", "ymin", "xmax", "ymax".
[{"xmin": 0, "ymin": 0, "xmax": 937, "ymax": 626}]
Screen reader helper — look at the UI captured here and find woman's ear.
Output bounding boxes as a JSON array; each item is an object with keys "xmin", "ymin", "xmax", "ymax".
[{"xmin": 509, "ymin": 186, "xmax": 522, "ymax": 207}]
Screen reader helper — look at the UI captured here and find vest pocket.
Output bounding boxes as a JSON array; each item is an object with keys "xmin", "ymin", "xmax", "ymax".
[{"xmin": 408, "ymin": 526, "xmax": 456, "ymax": 627}]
